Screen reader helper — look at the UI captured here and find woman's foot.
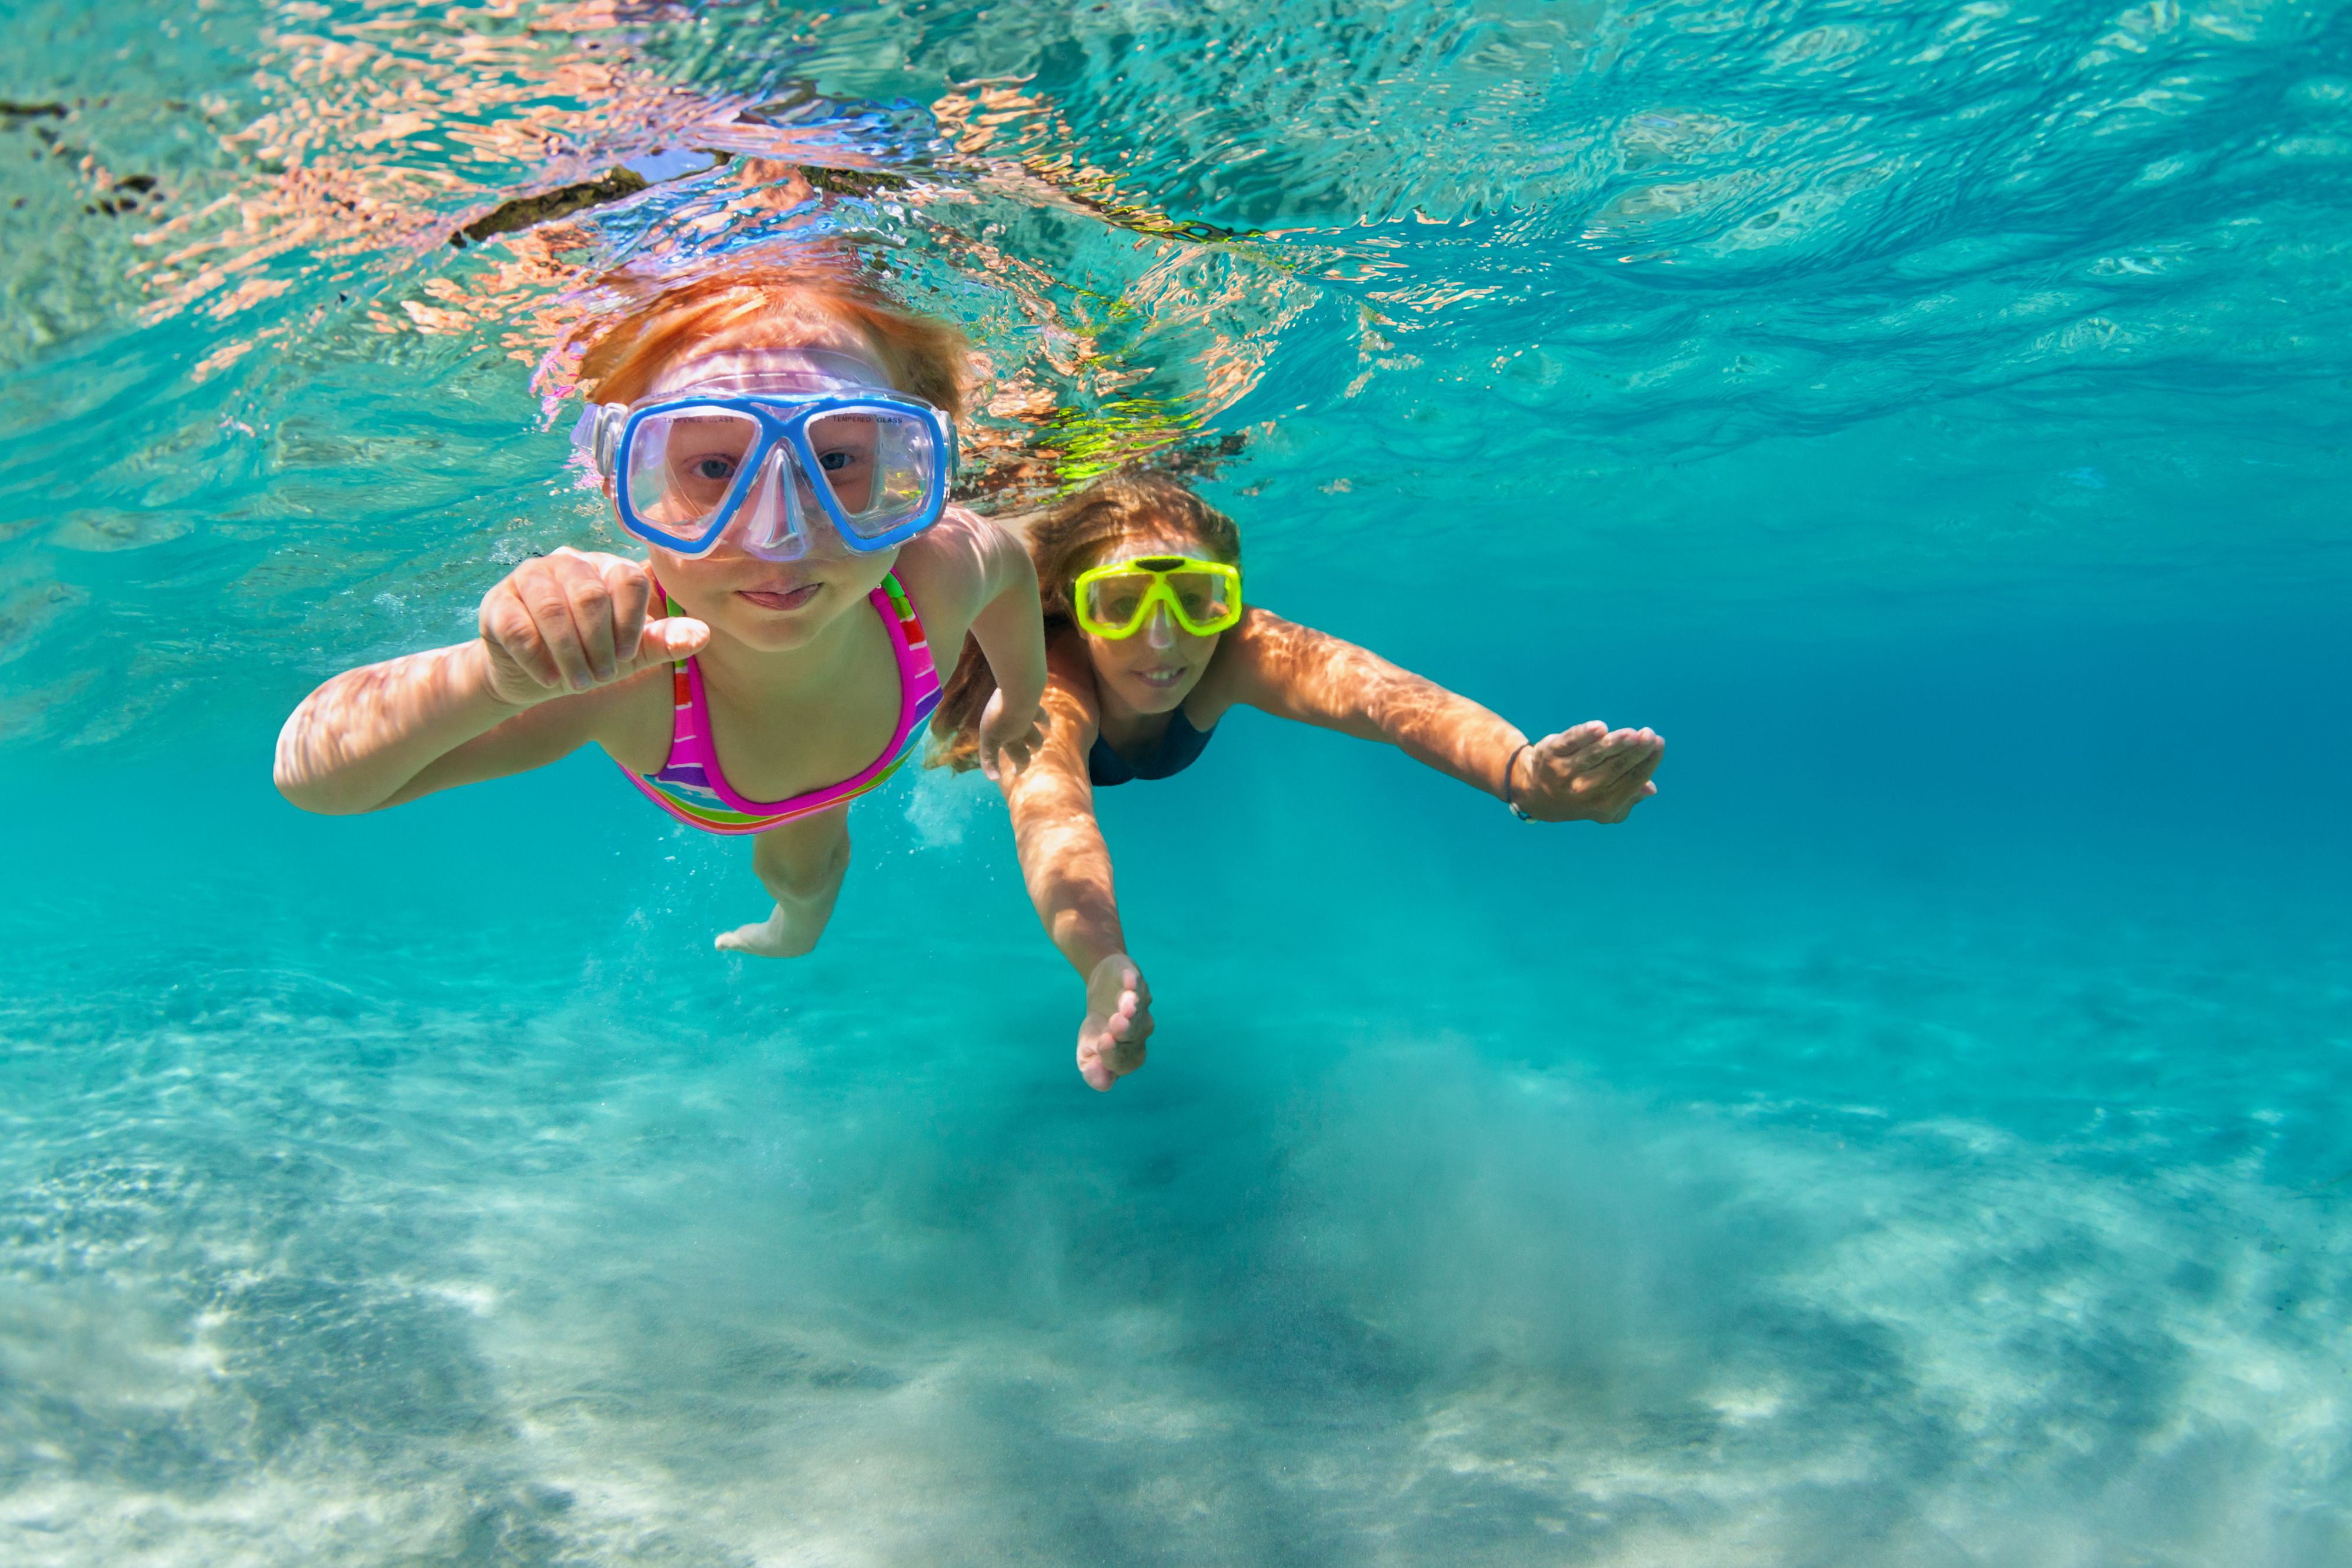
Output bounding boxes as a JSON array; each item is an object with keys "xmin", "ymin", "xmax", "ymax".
[{"xmin": 1077, "ymin": 954, "xmax": 1154, "ymax": 1090}]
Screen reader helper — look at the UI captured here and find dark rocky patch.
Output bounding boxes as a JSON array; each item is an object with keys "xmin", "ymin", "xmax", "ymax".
[{"xmin": 450, "ymin": 169, "xmax": 650, "ymax": 248}]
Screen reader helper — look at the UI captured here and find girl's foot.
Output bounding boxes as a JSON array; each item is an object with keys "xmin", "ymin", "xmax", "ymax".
[
  {"xmin": 725, "ymin": 814, "xmax": 850, "ymax": 958},
  {"xmin": 714, "ymin": 902, "xmax": 823, "ymax": 958}
]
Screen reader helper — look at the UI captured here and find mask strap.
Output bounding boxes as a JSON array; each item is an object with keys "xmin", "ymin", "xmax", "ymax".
[{"xmin": 569, "ymin": 403, "xmax": 627, "ymax": 477}]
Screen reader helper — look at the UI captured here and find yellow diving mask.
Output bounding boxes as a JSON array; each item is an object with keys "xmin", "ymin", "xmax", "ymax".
[{"xmin": 1071, "ymin": 555, "xmax": 1243, "ymax": 639}]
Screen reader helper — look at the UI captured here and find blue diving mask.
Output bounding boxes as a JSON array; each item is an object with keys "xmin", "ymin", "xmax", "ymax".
[{"xmin": 571, "ymin": 349, "xmax": 956, "ymax": 561}]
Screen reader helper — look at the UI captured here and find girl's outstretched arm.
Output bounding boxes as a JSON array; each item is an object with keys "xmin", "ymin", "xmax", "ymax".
[
  {"xmin": 275, "ymin": 549, "xmax": 704, "ymax": 814},
  {"xmin": 1220, "ymin": 610, "xmax": 1663, "ymax": 823},
  {"xmin": 900, "ymin": 509, "xmax": 1049, "ymax": 780},
  {"xmin": 963, "ymin": 520, "xmax": 1050, "ymax": 780},
  {"xmin": 997, "ymin": 646, "xmax": 1154, "ymax": 1090}
]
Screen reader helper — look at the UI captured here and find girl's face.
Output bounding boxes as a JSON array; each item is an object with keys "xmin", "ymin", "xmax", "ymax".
[
  {"xmin": 1075, "ymin": 524, "xmax": 1228, "ymax": 717},
  {"xmin": 618, "ymin": 315, "xmax": 901, "ymax": 655},
  {"xmin": 645, "ymin": 533, "xmax": 900, "ymax": 656}
]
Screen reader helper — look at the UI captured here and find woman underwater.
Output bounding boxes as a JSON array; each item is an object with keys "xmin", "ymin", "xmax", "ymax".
[{"xmin": 933, "ymin": 471, "xmax": 1666, "ymax": 1091}]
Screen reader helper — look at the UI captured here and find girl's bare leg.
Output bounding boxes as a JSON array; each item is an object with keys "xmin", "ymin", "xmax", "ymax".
[{"xmin": 714, "ymin": 807, "xmax": 851, "ymax": 957}]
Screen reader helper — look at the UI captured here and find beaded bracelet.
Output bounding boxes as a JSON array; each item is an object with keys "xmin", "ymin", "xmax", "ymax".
[{"xmin": 1502, "ymin": 741, "xmax": 1534, "ymax": 822}]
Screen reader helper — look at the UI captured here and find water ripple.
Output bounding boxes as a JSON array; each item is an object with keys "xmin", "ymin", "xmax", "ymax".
[{"xmin": 0, "ymin": 0, "xmax": 2347, "ymax": 749}]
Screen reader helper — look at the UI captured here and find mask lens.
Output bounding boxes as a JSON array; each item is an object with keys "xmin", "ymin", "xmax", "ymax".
[
  {"xmin": 1082, "ymin": 571, "xmax": 1157, "ymax": 636},
  {"xmin": 1165, "ymin": 569, "xmax": 1236, "ymax": 632},
  {"xmin": 803, "ymin": 407, "xmax": 938, "ymax": 540},
  {"xmin": 625, "ymin": 407, "xmax": 764, "ymax": 546}
]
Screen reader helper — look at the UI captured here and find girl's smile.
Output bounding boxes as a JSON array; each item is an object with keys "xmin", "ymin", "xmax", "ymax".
[
  {"xmin": 647, "ymin": 529, "xmax": 900, "ymax": 654},
  {"xmin": 739, "ymin": 581, "xmax": 823, "ymax": 613}
]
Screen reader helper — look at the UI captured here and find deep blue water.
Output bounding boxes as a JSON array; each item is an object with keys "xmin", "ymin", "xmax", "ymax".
[{"xmin": 5, "ymin": 0, "xmax": 2351, "ymax": 1562}]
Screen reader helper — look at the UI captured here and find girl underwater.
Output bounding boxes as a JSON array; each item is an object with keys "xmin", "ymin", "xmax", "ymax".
[
  {"xmin": 275, "ymin": 263, "xmax": 1048, "ymax": 956},
  {"xmin": 932, "ymin": 471, "xmax": 1666, "ymax": 1091}
]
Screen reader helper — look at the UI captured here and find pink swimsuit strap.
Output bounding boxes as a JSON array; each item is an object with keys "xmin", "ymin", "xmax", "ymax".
[{"xmin": 620, "ymin": 574, "xmax": 944, "ymax": 835}]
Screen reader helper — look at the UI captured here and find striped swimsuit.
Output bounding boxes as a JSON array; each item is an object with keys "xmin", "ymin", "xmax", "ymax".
[{"xmin": 622, "ymin": 575, "xmax": 943, "ymax": 834}]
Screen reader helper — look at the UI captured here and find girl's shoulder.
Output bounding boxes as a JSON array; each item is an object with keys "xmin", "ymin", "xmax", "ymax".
[
  {"xmin": 903, "ymin": 504, "xmax": 1014, "ymax": 572},
  {"xmin": 890, "ymin": 506, "xmax": 1006, "ymax": 617}
]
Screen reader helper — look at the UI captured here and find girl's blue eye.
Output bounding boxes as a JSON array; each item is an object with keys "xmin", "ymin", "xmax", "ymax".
[
  {"xmin": 693, "ymin": 456, "xmax": 736, "ymax": 482},
  {"xmin": 818, "ymin": 450, "xmax": 853, "ymax": 472}
]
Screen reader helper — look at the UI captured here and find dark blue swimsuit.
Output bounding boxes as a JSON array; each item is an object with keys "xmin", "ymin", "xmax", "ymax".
[{"xmin": 1088, "ymin": 708, "xmax": 1216, "ymax": 786}]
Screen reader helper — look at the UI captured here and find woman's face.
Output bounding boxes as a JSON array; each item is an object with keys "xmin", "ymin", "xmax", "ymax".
[
  {"xmin": 618, "ymin": 315, "xmax": 901, "ymax": 654},
  {"xmin": 1075, "ymin": 524, "xmax": 1228, "ymax": 717}
]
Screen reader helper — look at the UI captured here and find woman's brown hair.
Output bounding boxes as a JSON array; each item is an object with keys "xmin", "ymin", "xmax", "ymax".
[
  {"xmin": 566, "ymin": 257, "xmax": 968, "ymax": 419},
  {"xmin": 929, "ymin": 469, "xmax": 1242, "ymax": 772}
]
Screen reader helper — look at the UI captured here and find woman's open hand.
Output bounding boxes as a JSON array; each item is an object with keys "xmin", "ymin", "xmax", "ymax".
[
  {"xmin": 1513, "ymin": 721, "xmax": 1664, "ymax": 823},
  {"xmin": 476, "ymin": 547, "xmax": 709, "ymax": 707},
  {"xmin": 1078, "ymin": 953, "xmax": 1153, "ymax": 1091}
]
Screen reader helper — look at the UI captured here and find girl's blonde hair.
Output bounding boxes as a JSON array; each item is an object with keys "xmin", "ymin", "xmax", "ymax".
[
  {"xmin": 569, "ymin": 258, "xmax": 968, "ymax": 418},
  {"xmin": 930, "ymin": 470, "xmax": 1243, "ymax": 772}
]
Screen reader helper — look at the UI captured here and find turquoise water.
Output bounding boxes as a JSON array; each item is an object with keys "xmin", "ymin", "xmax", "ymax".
[{"xmin": 5, "ymin": 1, "xmax": 2351, "ymax": 1562}]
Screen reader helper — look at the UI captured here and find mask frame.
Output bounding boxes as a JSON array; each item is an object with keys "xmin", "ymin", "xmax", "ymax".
[{"xmin": 571, "ymin": 389, "xmax": 957, "ymax": 560}]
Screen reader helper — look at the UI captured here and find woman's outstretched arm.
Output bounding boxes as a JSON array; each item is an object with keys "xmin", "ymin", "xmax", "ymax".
[
  {"xmin": 995, "ymin": 645, "xmax": 1154, "ymax": 1089},
  {"xmin": 1218, "ymin": 609, "xmax": 1663, "ymax": 822}
]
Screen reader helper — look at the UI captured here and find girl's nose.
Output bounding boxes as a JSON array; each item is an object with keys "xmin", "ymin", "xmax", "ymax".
[
  {"xmin": 1145, "ymin": 603, "xmax": 1176, "ymax": 649},
  {"xmin": 731, "ymin": 447, "xmax": 804, "ymax": 559}
]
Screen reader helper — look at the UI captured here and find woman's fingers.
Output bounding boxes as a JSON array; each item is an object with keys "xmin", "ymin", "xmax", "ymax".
[
  {"xmin": 1593, "ymin": 750, "xmax": 1665, "ymax": 813},
  {"xmin": 1569, "ymin": 728, "xmax": 1662, "ymax": 780},
  {"xmin": 1518, "ymin": 724, "xmax": 1665, "ymax": 820},
  {"xmin": 1586, "ymin": 738, "xmax": 1662, "ymax": 790},
  {"xmin": 1078, "ymin": 1021, "xmax": 1130, "ymax": 1089},
  {"xmin": 1575, "ymin": 751, "xmax": 1661, "ymax": 809},
  {"xmin": 1544, "ymin": 736, "xmax": 1642, "ymax": 793},
  {"xmin": 1548, "ymin": 720, "xmax": 1608, "ymax": 758},
  {"xmin": 1078, "ymin": 958, "xmax": 1153, "ymax": 1090},
  {"xmin": 1096, "ymin": 1020, "xmax": 1146, "ymax": 1074}
]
